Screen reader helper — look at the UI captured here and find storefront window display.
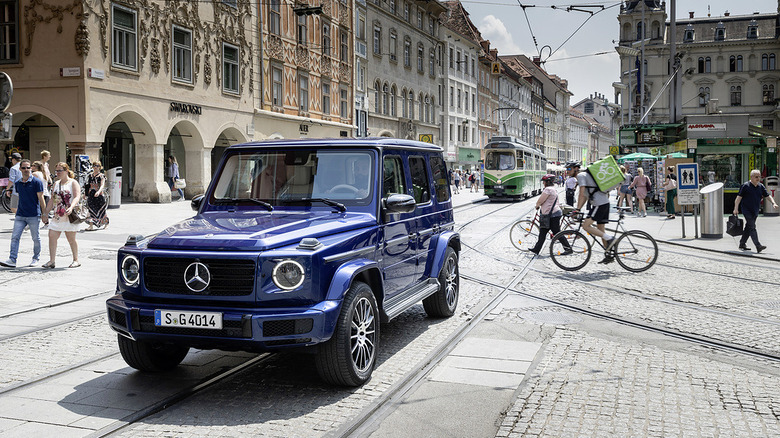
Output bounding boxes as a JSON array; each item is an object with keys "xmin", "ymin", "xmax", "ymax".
[{"xmin": 699, "ymin": 154, "xmax": 743, "ymax": 188}]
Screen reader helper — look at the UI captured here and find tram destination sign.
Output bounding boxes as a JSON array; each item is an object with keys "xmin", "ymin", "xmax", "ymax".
[{"xmin": 677, "ymin": 163, "xmax": 700, "ymax": 205}]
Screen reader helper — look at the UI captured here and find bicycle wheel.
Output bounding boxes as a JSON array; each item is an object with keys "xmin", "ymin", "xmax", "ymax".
[
  {"xmin": 549, "ymin": 230, "xmax": 591, "ymax": 271},
  {"xmin": 0, "ymin": 190, "xmax": 10, "ymax": 213},
  {"xmin": 509, "ymin": 219, "xmax": 539, "ymax": 251},
  {"xmin": 614, "ymin": 230, "xmax": 658, "ymax": 272}
]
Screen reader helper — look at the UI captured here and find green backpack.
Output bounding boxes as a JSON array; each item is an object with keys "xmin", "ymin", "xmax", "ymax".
[{"xmin": 584, "ymin": 155, "xmax": 624, "ymax": 193}]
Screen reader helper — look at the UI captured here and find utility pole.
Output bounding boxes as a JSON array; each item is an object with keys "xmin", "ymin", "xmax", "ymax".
[{"xmin": 669, "ymin": 0, "xmax": 680, "ymax": 123}]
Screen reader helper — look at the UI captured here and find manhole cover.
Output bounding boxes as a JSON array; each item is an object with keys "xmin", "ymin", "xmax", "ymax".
[
  {"xmin": 520, "ymin": 310, "xmax": 582, "ymax": 325},
  {"xmin": 754, "ymin": 300, "xmax": 780, "ymax": 309}
]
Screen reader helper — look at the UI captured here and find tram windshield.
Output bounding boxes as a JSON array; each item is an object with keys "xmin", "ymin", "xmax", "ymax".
[{"xmin": 485, "ymin": 151, "xmax": 515, "ymax": 170}]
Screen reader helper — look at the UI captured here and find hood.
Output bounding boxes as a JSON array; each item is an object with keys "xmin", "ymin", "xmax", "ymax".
[{"xmin": 147, "ymin": 210, "xmax": 376, "ymax": 251}]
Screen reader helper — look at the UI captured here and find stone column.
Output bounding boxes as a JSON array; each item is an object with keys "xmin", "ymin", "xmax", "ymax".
[
  {"xmin": 133, "ymin": 143, "xmax": 171, "ymax": 203},
  {"xmin": 183, "ymin": 146, "xmax": 212, "ymax": 198}
]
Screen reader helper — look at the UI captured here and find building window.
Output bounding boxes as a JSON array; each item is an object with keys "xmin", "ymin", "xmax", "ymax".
[
  {"xmin": 382, "ymin": 83, "xmax": 389, "ymax": 114},
  {"xmin": 356, "ymin": 59, "xmax": 365, "ymax": 91},
  {"xmin": 402, "ymin": 89, "xmax": 407, "ymax": 117},
  {"xmin": 389, "ymin": 32, "xmax": 397, "ymax": 61},
  {"xmin": 389, "ymin": 0, "xmax": 396, "ymax": 14},
  {"xmin": 729, "ymin": 55, "xmax": 743, "ymax": 72},
  {"xmin": 403, "ymin": 2, "xmax": 409, "ymax": 21},
  {"xmin": 357, "ymin": 14, "xmax": 365, "ymax": 40},
  {"xmin": 449, "ymin": 47, "xmax": 453, "ymax": 68},
  {"xmin": 705, "ymin": 57, "xmax": 710, "ymax": 73},
  {"xmin": 747, "ymin": 21, "xmax": 758, "ymax": 39},
  {"xmin": 763, "ymin": 120, "xmax": 774, "ymax": 131},
  {"xmin": 456, "ymin": 50, "xmax": 461, "ymax": 72},
  {"xmin": 404, "ymin": 40, "xmax": 411, "ymax": 67},
  {"xmin": 340, "ymin": 29, "xmax": 348, "ymax": 62},
  {"xmin": 297, "ymin": 15, "xmax": 307, "ymax": 45},
  {"xmin": 763, "ymin": 84, "xmax": 775, "ymax": 104},
  {"xmin": 299, "ymin": 73, "xmax": 309, "ymax": 112},
  {"xmin": 269, "ymin": 0, "xmax": 281, "ymax": 35},
  {"xmin": 636, "ymin": 21, "xmax": 643, "ymax": 41},
  {"xmin": 172, "ymin": 26, "xmax": 192, "ymax": 83},
  {"xmin": 429, "ymin": 49, "xmax": 435, "ymax": 76},
  {"xmin": 730, "ymin": 85, "xmax": 741, "ymax": 106},
  {"xmin": 464, "ymin": 92, "xmax": 468, "ymax": 112},
  {"xmin": 373, "ymin": 26, "xmax": 381, "ymax": 55},
  {"xmin": 417, "ymin": 10, "xmax": 422, "ymax": 29},
  {"xmin": 112, "ymin": 4, "xmax": 137, "ymax": 70},
  {"xmin": 428, "ymin": 14, "xmax": 435, "ymax": 34},
  {"xmin": 322, "ymin": 82, "xmax": 331, "ymax": 115},
  {"xmin": 424, "ymin": 96, "xmax": 430, "ymax": 123},
  {"xmin": 457, "ymin": 89, "xmax": 461, "ymax": 109},
  {"xmin": 374, "ymin": 81, "xmax": 380, "ymax": 113},
  {"xmin": 472, "ymin": 93, "xmax": 475, "ymax": 112},
  {"xmin": 408, "ymin": 91, "xmax": 414, "ymax": 119},
  {"xmin": 390, "ymin": 86, "xmax": 397, "ymax": 116},
  {"xmin": 584, "ymin": 102, "xmax": 594, "ymax": 113},
  {"xmin": 417, "ymin": 44, "xmax": 424, "ymax": 72},
  {"xmin": 683, "ymin": 27, "xmax": 694, "ymax": 43},
  {"xmin": 223, "ymin": 43, "xmax": 239, "ymax": 93},
  {"xmin": 271, "ymin": 64, "xmax": 283, "ymax": 106},
  {"xmin": 449, "ymin": 87, "xmax": 453, "ymax": 107},
  {"xmin": 322, "ymin": 21, "xmax": 331, "ymax": 56},
  {"xmin": 0, "ymin": 0, "xmax": 18, "ymax": 63},
  {"xmin": 714, "ymin": 23, "xmax": 725, "ymax": 41},
  {"xmin": 340, "ymin": 87, "xmax": 348, "ymax": 118},
  {"xmin": 698, "ymin": 87, "xmax": 710, "ymax": 107}
]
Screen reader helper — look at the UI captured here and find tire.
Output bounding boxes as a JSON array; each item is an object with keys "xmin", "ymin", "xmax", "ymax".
[
  {"xmin": 0, "ymin": 190, "xmax": 10, "ymax": 213},
  {"xmin": 117, "ymin": 335, "xmax": 190, "ymax": 372},
  {"xmin": 549, "ymin": 230, "xmax": 591, "ymax": 271},
  {"xmin": 614, "ymin": 230, "xmax": 658, "ymax": 273},
  {"xmin": 510, "ymin": 220, "xmax": 539, "ymax": 251},
  {"xmin": 316, "ymin": 281, "xmax": 379, "ymax": 386},
  {"xmin": 423, "ymin": 247, "xmax": 459, "ymax": 317}
]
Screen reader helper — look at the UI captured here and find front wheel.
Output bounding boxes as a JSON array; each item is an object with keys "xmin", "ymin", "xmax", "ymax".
[
  {"xmin": 0, "ymin": 190, "xmax": 10, "ymax": 213},
  {"xmin": 549, "ymin": 230, "xmax": 591, "ymax": 271},
  {"xmin": 117, "ymin": 335, "xmax": 190, "ymax": 372},
  {"xmin": 509, "ymin": 219, "xmax": 539, "ymax": 251},
  {"xmin": 316, "ymin": 281, "xmax": 379, "ymax": 386},
  {"xmin": 614, "ymin": 230, "xmax": 658, "ymax": 272},
  {"xmin": 423, "ymin": 247, "xmax": 459, "ymax": 317}
]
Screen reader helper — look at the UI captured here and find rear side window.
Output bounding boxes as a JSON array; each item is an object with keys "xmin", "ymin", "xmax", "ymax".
[
  {"xmin": 409, "ymin": 156, "xmax": 431, "ymax": 204},
  {"xmin": 382, "ymin": 155, "xmax": 406, "ymax": 198},
  {"xmin": 429, "ymin": 155, "xmax": 450, "ymax": 202}
]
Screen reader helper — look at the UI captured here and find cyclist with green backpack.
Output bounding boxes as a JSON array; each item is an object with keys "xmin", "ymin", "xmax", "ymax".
[{"xmin": 571, "ymin": 160, "xmax": 617, "ymax": 264}]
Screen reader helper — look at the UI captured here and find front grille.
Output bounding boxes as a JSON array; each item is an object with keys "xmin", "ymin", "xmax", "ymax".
[
  {"xmin": 138, "ymin": 315, "xmax": 251, "ymax": 338},
  {"xmin": 144, "ymin": 258, "xmax": 256, "ymax": 296},
  {"xmin": 263, "ymin": 319, "xmax": 314, "ymax": 337},
  {"xmin": 108, "ymin": 308, "xmax": 127, "ymax": 328},
  {"xmin": 266, "ymin": 338, "xmax": 312, "ymax": 346}
]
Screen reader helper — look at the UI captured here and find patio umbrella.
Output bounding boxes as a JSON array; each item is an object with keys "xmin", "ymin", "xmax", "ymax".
[
  {"xmin": 617, "ymin": 152, "xmax": 657, "ymax": 163},
  {"xmin": 664, "ymin": 152, "xmax": 687, "ymax": 159}
]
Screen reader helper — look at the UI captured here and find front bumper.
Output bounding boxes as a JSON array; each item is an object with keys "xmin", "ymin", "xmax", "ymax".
[{"xmin": 106, "ymin": 294, "xmax": 342, "ymax": 351}]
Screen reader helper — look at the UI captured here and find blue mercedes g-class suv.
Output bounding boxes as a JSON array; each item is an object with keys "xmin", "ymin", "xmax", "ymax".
[{"xmin": 106, "ymin": 138, "xmax": 460, "ymax": 386}]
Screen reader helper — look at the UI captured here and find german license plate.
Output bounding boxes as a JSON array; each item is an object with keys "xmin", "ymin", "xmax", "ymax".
[
  {"xmin": 494, "ymin": 185, "xmax": 503, "ymax": 189},
  {"xmin": 155, "ymin": 310, "xmax": 222, "ymax": 329}
]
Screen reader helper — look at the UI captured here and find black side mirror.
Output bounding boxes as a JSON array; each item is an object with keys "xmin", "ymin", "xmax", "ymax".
[
  {"xmin": 383, "ymin": 193, "xmax": 416, "ymax": 214},
  {"xmin": 191, "ymin": 194, "xmax": 204, "ymax": 212}
]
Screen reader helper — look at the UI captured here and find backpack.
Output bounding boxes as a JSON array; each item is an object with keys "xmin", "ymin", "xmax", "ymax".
[{"xmin": 582, "ymin": 156, "xmax": 623, "ymax": 199}]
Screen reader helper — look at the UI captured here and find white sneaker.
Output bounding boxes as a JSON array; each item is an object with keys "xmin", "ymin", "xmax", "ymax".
[
  {"xmin": 0, "ymin": 259, "xmax": 16, "ymax": 268},
  {"xmin": 29, "ymin": 259, "xmax": 40, "ymax": 267}
]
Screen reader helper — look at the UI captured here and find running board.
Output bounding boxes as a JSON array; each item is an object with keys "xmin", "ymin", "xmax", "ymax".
[{"xmin": 383, "ymin": 279, "xmax": 440, "ymax": 321}]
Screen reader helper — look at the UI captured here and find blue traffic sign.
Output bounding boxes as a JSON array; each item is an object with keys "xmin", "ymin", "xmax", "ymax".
[{"xmin": 677, "ymin": 163, "xmax": 699, "ymax": 190}]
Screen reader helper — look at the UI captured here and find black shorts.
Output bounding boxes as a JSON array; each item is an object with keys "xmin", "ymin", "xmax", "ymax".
[{"xmin": 587, "ymin": 203, "xmax": 610, "ymax": 224}]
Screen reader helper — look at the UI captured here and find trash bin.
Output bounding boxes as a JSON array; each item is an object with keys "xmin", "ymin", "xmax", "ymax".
[
  {"xmin": 764, "ymin": 176, "xmax": 779, "ymax": 216},
  {"xmin": 107, "ymin": 166, "xmax": 122, "ymax": 209},
  {"xmin": 700, "ymin": 182, "xmax": 723, "ymax": 238}
]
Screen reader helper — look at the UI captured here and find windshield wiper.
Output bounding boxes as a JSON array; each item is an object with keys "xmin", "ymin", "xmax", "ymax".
[
  {"xmin": 281, "ymin": 197, "xmax": 347, "ymax": 213},
  {"xmin": 214, "ymin": 198, "xmax": 273, "ymax": 211}
]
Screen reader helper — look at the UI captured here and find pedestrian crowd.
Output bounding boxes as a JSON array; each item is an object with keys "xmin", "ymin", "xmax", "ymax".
[{"xmin": 448, "ymin": 168, "xmax": 480, "ymax": 195}]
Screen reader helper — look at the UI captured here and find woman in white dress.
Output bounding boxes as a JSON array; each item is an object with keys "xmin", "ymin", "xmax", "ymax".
[{"xmin": 43, "ymin": 162, "xmax": 82, "ymax": 268}]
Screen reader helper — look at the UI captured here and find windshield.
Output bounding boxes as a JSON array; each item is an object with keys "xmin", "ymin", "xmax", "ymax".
[
  {"xmin": 485, "ymin": 151, "xmax": 515, "ymax": 171},
  {"xmin": 211, "ymin": 149, "xmax": 374, "ymax": 206}
]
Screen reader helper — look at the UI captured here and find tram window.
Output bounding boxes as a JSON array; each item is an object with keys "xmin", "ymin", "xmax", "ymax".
[
  {"xmin": 382, "ymin": 155, "xmax": 406, "ymax": 198},
  {"xmin": 409, "ymin": 156, "xmax": 431, "ymax": 203},
  {"xmin": 429, "ymin": 155, "xmax": 450, "ymax": 202},
  {"xmin": 485, "ymin": 151, "xmax": 515, "ymax": 170}
]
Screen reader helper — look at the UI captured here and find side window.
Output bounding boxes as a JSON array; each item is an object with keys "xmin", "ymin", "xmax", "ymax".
[
  {"xmin": 382, "ymin": 155, "xmax": 406, "ymax": 198},
  {"xmin": 429, "ymin": 155, "xmax": 450, "ymax": 202},
  {"xmin": 409, "ymin": 156, "xmax": 431, "ymax": 204}
]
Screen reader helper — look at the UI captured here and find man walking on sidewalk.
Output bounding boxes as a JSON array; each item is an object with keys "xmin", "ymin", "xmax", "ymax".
[
  {"xmin": 0, "ymin": 159, "xmax": 48, "ymax": 268},
  {"xmin": 733, "ymin": 169, "xmax": 777, "ymax": 254}
]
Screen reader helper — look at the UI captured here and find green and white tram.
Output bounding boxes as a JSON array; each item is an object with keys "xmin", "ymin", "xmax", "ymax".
[{"xmin": 483, "ymin": 137, "xmax": 546, "ymax": 200}]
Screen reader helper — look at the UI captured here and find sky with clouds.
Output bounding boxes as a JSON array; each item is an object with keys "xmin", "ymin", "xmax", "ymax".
[{"xmin": 462, "ymin": 0, "xmax": 777, "ymax": 105}]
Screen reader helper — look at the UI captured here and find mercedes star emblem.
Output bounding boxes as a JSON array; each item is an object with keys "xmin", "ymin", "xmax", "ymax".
[{"xmin": 184, "ymin": 262, "xmax": 211, "ymax": 292}]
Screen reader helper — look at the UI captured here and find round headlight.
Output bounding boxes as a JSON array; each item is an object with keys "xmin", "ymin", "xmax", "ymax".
[
  {"xmin": 272, "ymin": 260, "xmax": 305, "ymax": 290},
  {"xmin": 121, "ymin": 255, "xmax": 140, "ymax": 286}
]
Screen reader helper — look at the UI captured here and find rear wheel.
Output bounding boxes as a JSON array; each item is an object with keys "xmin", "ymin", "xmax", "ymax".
[
  {"xmin": 549, "ymin": 230, "xmax": 591, "ymax": 271},
  {"xmin": 316, "ymin": 281, "xmax": 378, "ymax": 386},
  {"xmin": 117, "ymin": 335, "xmax": 190, "ymax": 372},
  {"xmin": 423, "ymin": 247, "xmax": 459, "ymax": 317},
  {"xmin": 509, "ymin": 219, "xmax": 539, "ymax": 251},
  {"xmin": 0, "ymin": 189, "xmax": 10, "ymax": 213},
  {"xmin": 614, "ymin": 230, "xmax": 658, "ymax": 272}
]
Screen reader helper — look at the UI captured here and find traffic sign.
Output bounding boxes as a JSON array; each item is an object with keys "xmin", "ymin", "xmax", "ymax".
[{"xmin": 677, "ymin": 163, "xmax": 699, "ymax": 205}]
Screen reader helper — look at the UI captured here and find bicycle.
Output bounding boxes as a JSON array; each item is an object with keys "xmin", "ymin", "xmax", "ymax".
[
  {"xmin": 548, "ymin": 206, "xmax": 658, "ymax": 272},
  {"xmin": 510, "ymin": 204, "xmax": 576, "ymax": 251}
]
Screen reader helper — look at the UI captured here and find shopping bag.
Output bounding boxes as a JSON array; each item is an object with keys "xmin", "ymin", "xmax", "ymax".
[
  {"xmin": 174, "ymin": 178, "xmax": 186, "ymax": 189},
  {"xmin": 726, "ymin": 214, "xmax": 743, "ymax": 237}
]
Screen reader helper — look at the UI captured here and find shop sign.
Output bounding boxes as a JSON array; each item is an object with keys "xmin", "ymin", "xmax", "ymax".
[
  {"xmin": 701, "ymin": 138, "xmax": 762, "ymax": 146},
  {"xmin": 609, "ymin": 146, "xmax": 619, "ymax": 155},
  {"xmin": 87, "ymin": 68, "xmax": 105, "ymax": 79},
  {"xmin": 60, "ymin": 67, "xmax": 80, "ymax": 77},
  {"xmin": 672, "ymin": 139, "xmax": 687, "ymax": 152},
  {"xmin": 419, "ymin": 134, "xmax": 433, "ymax": 143},
  {"xmin": 169, "ymin": 102, "xmax": 202, "ymax": 115},
  {"xmin": 619, "ymin": 130, "xmax": 635, "ymax": 145},
  {"xmin": 299, "ymin": 124, "xmax": 309, "ymax": 135},
  {"xmin": 687, "ymin": 123, "xmax": 726, "ymax": 132}
]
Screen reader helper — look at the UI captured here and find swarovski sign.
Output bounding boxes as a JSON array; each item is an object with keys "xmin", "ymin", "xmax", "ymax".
[{"xmin": 170, "ymin": 102, "xmax": 203, "ymax": 115}]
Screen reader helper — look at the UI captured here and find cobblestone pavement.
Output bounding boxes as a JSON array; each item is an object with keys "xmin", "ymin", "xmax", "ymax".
[{"xmin": 498, "ymin": 328, "xmax": 780, "ymax": 437}]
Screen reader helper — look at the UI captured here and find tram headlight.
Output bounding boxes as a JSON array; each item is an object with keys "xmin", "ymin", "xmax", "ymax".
[
  {"xmin": 272, "ymin": 260, "xmax": 305, "ymax": 291},
  {"xmin": 120, "ymin": 255, "xmax": 140, "ymax": 286}
]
